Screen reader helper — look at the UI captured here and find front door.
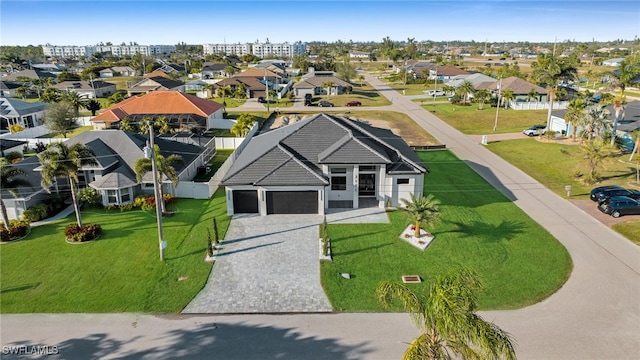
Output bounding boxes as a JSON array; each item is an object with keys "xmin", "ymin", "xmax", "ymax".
[{"xmin": 359, "ymin": 173, "xmax": 376, "ymax": 197}]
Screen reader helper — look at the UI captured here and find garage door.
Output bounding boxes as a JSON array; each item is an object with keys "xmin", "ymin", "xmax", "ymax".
[
  {"xmin": 266, "ymin": 191, "xmax": 318, "ymax": 214},
  {"xmin": 233, "ymin": 190, "xmax": 258, "ymax": 213}
]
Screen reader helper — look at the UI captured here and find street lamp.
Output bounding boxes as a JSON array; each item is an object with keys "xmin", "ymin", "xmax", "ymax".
[
  {"xmin": 493, "ymin": 77, "xmax": 502, "ymax": 131},
  {"xmin": 143, "ymin": 124, "xmax": 166, "ymax": 261}
]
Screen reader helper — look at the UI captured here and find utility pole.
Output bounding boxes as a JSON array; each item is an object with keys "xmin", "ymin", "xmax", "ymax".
[
  {"xmin": 144, "ymin": 125, "xmax": 165, "ymax": 261},
  {"xmin": 493, "ymin": 77, "xmax": 502, "ymax": 131}
]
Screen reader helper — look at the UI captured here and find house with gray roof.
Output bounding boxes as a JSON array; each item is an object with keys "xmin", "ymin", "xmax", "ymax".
[
  {"xmin": 0, "ymin": 97, "xmax": 47, "ymax": 130},
  {"xmin": 54, "ymin": 80, "xmax": 117, "ymax": 98},
  {"xmin": 126, "ymin": 76, "xmax": 185, "ymax": 96},
  {"xmin": 221, "ymin": 113, "xmax": 427, "ymax": 215}
]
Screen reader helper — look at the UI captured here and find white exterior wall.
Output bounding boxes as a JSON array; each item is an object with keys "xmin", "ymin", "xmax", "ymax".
[
  {"xmin": 386, "ymin": 174, "xmax": 424, "ymax": 207},
  {"xmin": 326, "ymin": 165, "xmax": 355, "ymax": 203}
]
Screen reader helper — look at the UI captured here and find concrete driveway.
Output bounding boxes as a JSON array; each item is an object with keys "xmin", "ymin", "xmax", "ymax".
[{"xmin": 183, "ymin": 214, "xmax": 332, "ymax": 314}]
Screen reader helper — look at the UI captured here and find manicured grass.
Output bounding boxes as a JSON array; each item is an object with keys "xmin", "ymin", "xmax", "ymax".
[
  {"xmin": 612, "ymin": 221, "xmax": 640, "ymax": 245},
  {"xmin": 0, "ymin": 190, "xmax": 231, "ymax": 313},
  {"xmin": 387, "ymin": 82, "xmax": 442, "ymax": 95},
  {"xmin": 37, "ymin": 126, "xmax": 93, "ymax": 139},
  {"xmin": 422, "ymin": 103, "xmax": 548, "ymax": 134},
  {"xmin": 322, "ymin": 83, "xmax": 391, "ymax": 107},
  {"xmin": 485, "ymin": 138, "xmax": 640, "ymax": 199},
  {"xmin": 211, "ymin": 97, "xmax": 247, "ymax": 108},
  {"xmin": 321, "ymin": 150, "xmax": 572, "ymax": 311}
]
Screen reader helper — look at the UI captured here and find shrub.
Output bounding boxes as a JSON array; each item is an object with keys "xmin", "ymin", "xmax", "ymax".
[
  {"xmin": 105, "ymin": 204, "xmax": 120, "ymax": 212},
  {"xmin": 1, "ymin": 220, "xmax": 30, "ymax": 241},
  {"xmin": 5, "ymin": 151, "xmax": 23, "ymax": 163},
  {"xmin": 64, "ymin": 223, "xmax": 101, "ymax": 242},
  {"xmin": 119, "ymin": 202, "xmax": 135, "ymax": 211},
  {"xmin": 78, "ymin": 187, "xmax": 101, "ymax": 208},
  {"xmin": 22, "ymin": 203, "xmax": 49, "ymax": 222}
]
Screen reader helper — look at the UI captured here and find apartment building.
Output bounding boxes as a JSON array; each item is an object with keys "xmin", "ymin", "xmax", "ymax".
[
  {"xmin": 42, "ymin": 44, "xmax": 177, "ymax": 58},
  {"xmin": 203, "ymin": 41, "xmax": 306, "ymax": 57}
]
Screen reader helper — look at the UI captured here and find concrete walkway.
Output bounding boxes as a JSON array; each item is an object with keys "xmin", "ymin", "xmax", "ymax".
[
  {"xmin": 361, "ymin": 71, "xmax": 640, "ymax": 359},
  {"xmin": 183, "ymin": 214, "xmax": 332, "ymax": 313}
]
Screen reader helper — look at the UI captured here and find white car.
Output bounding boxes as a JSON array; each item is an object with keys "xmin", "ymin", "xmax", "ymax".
[
  {"xmin": 424, "ymin": 90, "xmax": 445, "ymax": 97},
  {"xmin": 523, "ymin": 125, "xmax": 547, "ymax": 136}
]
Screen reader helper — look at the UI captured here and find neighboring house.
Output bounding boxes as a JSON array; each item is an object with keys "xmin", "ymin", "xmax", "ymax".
[
  {"xmin": 0, "ymin": 138, "xmax": 27, "ymax": 157},
  {"xmin": 221, "ymin": 113, "xmax": 427, "ymax": 216},
  {"xmin": 185, "ymin": 79, "xmax": 209, "ymax": 91},
  {"xmin": 349, "ymin": 51, "xmax": 370, "ymax": 59},
  {"xmin": 0, "ymin": 97, "xmax": 47, "ymax": 130},
  {"xmin": 0, "ymin": 81, "xmax": 22, "ymax": 98},
  {"xmin": 126, "ymin": 76, "xmax": 185, "ymax": 96},
  {"xmin": 53, "ymin": 80, "xmax": 117, "ymax": 98},
  {"xmin": 429, "ymin": 65, "xmax": 470, "ymax": 81},
  {"xmin": 475, "ymin": 76, "xmax": 548, "ymax": 102},
  {"xmin": 99, "ymin": 66, "xmax": 137, "ymax": 78},
  {"xmin": 1, "ymin": 69, "xmax": 57, "ymax": 82},
  {"xmin": 90, "ymin": 91, "xmax": 225, "ymax": 131},
  {"xmin": 157, "ymin": 63, "xmax": 185, "ymax": 74},
  {"xmin": 213, "ymin": 76, "xmax": 275, "ymax": 99},
  {"xmin": 143, "ymin": 70, "xmax": 170, "ymax": 79},
  {"xmin": 293, "ymin": 69, "xmax": 351, "ymax": 97},
  {"xmin": 446, "ymin": 73, "xmax": 495, "ymax": 88},
  {"xmin": 201, "ymin": 63, "xmax": 238, "ymax": 79},
  {"xmin": 237, "ymin": 67, "xmax": 285, "ymax": 81},
  {"xmin": 603, "ymin": 58, "xmax": 625, "ymax": 67},
  {"xmin": 0, "ymin": 130, "xmax": 215, "ymax": 219}
]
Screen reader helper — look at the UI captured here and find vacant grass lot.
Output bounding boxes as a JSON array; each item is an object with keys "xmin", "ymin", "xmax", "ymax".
[
  {"xmin": 0, "ymin": 190, "xmax": 231, "ymax": 313},
  {"xmin": 321, "ymin": 150, "xmax": 572, "ymax": 311},
  {"xmin": 421, "ymin": 103, "xmax": 548, "ymax": 134}
]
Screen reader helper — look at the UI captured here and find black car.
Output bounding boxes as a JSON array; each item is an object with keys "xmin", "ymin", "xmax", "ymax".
[
  {"xmin": 304, "ymin": 93, "xmax": 313, "ymax": 100},
  {"xmin": 318, "ymin": 101, "xmax": 334, "ymax": 107},
  {"xmin": 590, "ymin": 185, "xmax": 625, "ymax": 202},
  {"xmin": 304, "ymin": 99, "xmax": 312, "ymax": 106},
  {"xmin": 257, "ymin": 96, "xmax": 266, "ymax": 103},
  {"xmin": 594, "ymin": 187, "xmax": 640, "ymax": 203},
  {"xmin": 598, "ymin": 196, "xmax": 640, "ymax": 218}
]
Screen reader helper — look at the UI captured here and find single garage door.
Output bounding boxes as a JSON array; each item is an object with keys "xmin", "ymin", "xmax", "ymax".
[
  {"xmin": 233, "ymin": 190, "xmax": 258, "ymax": 213},
  {"xmin": 266, "ymin": 191, "xmax": 318, "ymax": 214}
]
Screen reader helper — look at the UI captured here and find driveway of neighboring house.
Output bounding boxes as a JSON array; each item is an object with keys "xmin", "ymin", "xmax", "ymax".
[{"xmin": 183, "ymin": 214, "xmax": 332, "ymax": 313}]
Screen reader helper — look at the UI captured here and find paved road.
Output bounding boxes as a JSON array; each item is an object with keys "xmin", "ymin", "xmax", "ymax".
[{"xmin": 361, "ymin": 71, "xmax": 640, "ymax": 359}]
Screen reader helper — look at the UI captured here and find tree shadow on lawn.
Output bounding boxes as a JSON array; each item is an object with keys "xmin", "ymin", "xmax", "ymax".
[
  {"xmin": 597, "ymin": 166, "xmax": 637, "ymax": 182},
  {"xmin": 3, "ymin": 322, "xmax": 373, "ymax": 360},
  {"xmin": 333, "ymin": 242, "xmax": 394, "ymax": 256},
  {"xmin": 0, "ymin": 282, "xmax": 40, "ymax": 294},
  {"xmin": 444, "ymin": 219, "xmax": 526, "ymax": 243}
]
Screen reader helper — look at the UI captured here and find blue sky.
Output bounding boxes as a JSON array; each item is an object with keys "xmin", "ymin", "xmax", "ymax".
[{"xmin": 1, "ymin": 1, "xmax": 638, "ymax": 46}]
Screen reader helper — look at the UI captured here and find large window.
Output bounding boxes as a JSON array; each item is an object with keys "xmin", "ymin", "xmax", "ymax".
[
  {"xmin": 106, "ymin": 190, "xmax": 117, "ymax": 204},
  {"xmin": 121, "ymin": 188, "xmax": 131, "ymax": 202},
  {"xmin": 331, "ymin": 176, "xmax": 347, "ymax": 191},
  {"xmin": 397, "ymin": 178, "xmax": 410, "ymax": 185}
]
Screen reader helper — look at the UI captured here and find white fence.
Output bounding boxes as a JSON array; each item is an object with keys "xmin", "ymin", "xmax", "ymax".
[{"xmin": 510, "ymin": 101, "xmax": 568, "ymax": 110}]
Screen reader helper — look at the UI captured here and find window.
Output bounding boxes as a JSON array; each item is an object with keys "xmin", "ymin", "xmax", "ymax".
[
  {"xmin": 331, "ymin": 168, "xmax": 347, "ymax": 174},
  {"xmin": 397, "ymin": 178, "xmax": 410, "ymax": 185},
  {"xmin": 121, "ymin": 188, "xmax": 131, "ymax": 202},
  {"xmin": 107, "ymin": 190, "xmax": 117, "ymax": 204},
  {"xmin": 331, "ymin": 176, "xmax": 347, "ymax": 190},
  {"xmin": 360, "ymin": 165, "xmax": 376, "ymax": 172}
]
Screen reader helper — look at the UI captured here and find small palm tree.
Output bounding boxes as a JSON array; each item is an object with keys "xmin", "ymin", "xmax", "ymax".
[
  {"xmin": 0, "ymin": 158, "xmax": 31, "ymax": 229},
  {"xmin": 155, "ymin": 116, "xmax": 174, "ymax": 135},
  {"xmin": 565, "ymin": 97, "xmax": 587, "ymax": 141},
  {"xmin": 61, "ymin": 91, "xmax": 88, "ymax": 117},
  {"xmin": 581, "ymin": 138, "xmax": 616, "ymax": 183},
  {"xmin": 38, "ymin": 142, "xmax": 98, "ymax": 228},
  {"xmin": 501, "ymin": 88, "xmax": 515, "ymax": 109},
  {"xmin": 526, "ymin": 88, "xmax": 538, "ymax": 109},
  {"xmin": 475, "ymin": 89, "xmax": 490, "ymax": 110},
  {"xmin": 84, "ymin": 99, "xmax": 101, "ymax": 116},
  {"xmin": 580, "ymin": 105, "xmax": 611, "ymax": 141},
  {"xmin": 119, "ymin": 117, "xmax": 136, "ymax": 132},
  {"xmin": 376, "ymin": 268, "xmax": 517, "ymax": 360},
  {"xmin": 134, "ymin": 144, "xmax": 183, "ymax": 213},
  {"xmin": 399, "ymin": 193, "xmax": 440, "ymax": 238},
  {"xmin": 455, "ymin": 80, "xmax": 474, "ymax": 105}
]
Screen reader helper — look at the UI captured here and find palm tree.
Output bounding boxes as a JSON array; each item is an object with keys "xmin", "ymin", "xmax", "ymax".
[
  {"xmin": 565, "ymin": 97, "xmax": 587, "ymax": 141},
  {"xmin": 526, "ymin": 88, "xmax": 538, "ymax": 109},
  {"xmin": 38, "ymin": 142, "xmax": 98, "ymax": 228},
  {"xmin": 216, "ymin": 85, "xmax": 232, "ymax": 107},
  {"xmin": 442, "ymin": 84, "xmax": 455, "ymax": 95},
  {"xmin": 399, "ymin": 193, "xmax": 440, "ymax": 238},
  {"xmin": 61, "ymin": 90, "xmax": 88, "ymax": 117},
  {"xmin": 581, "ymin": 138, "xmax": 616, "ymax": 183},
  {"xmin": 84, "ymin": 99, "xmax": 101, "ymax": 116},
  {"xmin": 139, "ymin": 116, "xmax": 154, "ymax": 135},
  {"xmin": 234, "ymin": 83, "xmax": 247, "ymax": 99},
  {"xmin": 155, "ymin": 116, "xmax": 174, "ymax": 135},
  {"xmin": 455, "ymin": 80, "xmax": 475, "ymax": 105},
  {"xmin": 0, "ymin": 158, "xmax": 31, "ymax": 230},
  {"xmin": 119, "ymin": 117, "xmax": 136, "ymax": 132},
  {"xmin": 376, "ymin": 268, "xmax": 517, "ymax": 360},
  {"xmin": 15, "ymin": 85, "xmax": 28, "ymax": 100},
  {"xmin": 501, "ymin": 88, "xmax": 515, "ymax": 109},
  {"xmin": 134, "ymin": 144, "xmax": 183, "ymax": 213},
  {"xmin": 531, "ymin": 53, "xmax": 578, "ymax": 129},
  {"xmin": 474, "ymin": 89, "xmax": 490, "ymax": 110},
  {"xmin": 580, "ymin": 104, "xmax": 611, "ymax": 141},
  {"xmin": 322, "ymin": 81, "xmax": 334, "ymax": 98}
]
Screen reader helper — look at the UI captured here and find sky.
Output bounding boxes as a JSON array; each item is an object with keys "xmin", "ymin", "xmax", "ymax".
[{"xmin": 1, "ymin": 0, "xmax": 638, "ymax": 46}]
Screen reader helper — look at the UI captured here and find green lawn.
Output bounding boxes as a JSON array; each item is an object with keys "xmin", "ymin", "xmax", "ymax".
[
  {"xmin": 321, "ymin": 150, "xmax": 572, "ymax": 311},
  {"xmin": 37, "ymin": 126, "xmax": 93, "ymax": 139},
  {"xmin": 612, "ymin": 222, "xmax": 640, "ymax": 245},
  {"xmin": 0, "ymin": 190, "xmax": 231, "ymax": 313},
  {"xmin": 422, "ymin": 103, "xmax": 548, "ymax": 134},
  {"xmin": 192, "ymin": 149, "xmax": 234, "ymax": 182},
  {"xmin": 211, "ymin": 97, "xmax": 247, "ymax": 108}
]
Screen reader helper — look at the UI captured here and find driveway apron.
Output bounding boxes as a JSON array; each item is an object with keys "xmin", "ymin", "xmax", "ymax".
[{"xmin": 183, "ymin": 214, "xmax": 332, "ymax": 313}]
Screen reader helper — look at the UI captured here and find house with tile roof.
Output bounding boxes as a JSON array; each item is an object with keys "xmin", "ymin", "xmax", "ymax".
[
  {"xmin": 0, "ymin": 130, "xmax": 215, "ymax": 220},
  {"xmin": 126, "ymin": 76, "xmax": 185, "ymax": 96},
  {"xmin": 53, "ymin": 80, "xmax": 117, "ymax": 98},
  {"xmin": 90, "ymin": 91, "xmax": 225, "ymax": 131},
  {"xmin": 0, "ymin": 97, "xmax": 47, "ymax": 130},
  {"xmin": 292, "ymin": 70, "xmax": 351, "ymax": 97},
  {"xmin": 474, "ymin": 76, "xmax": 548, "ymax": 103},
  {"xmin": 99, "ymin": 66, "xmax": 137, "ymax": 78},
  {"xmin": 221, "ymin": 113, "xmax": 427, "ymax": 215}
]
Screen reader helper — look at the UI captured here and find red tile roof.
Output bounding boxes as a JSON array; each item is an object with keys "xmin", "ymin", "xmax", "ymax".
[{"xmin": 92, "ymin": 91, "xmax": 222, "ymax": 123}]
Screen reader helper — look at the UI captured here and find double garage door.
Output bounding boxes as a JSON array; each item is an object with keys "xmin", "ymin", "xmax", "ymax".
[{"xmin": 233, "ymin": 190, "xmax": 318, "ymax": 214}]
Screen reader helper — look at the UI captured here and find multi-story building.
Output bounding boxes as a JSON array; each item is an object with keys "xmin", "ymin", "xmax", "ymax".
[
  {"xmin": 203, "ymin": 41, "xmax": 306, "ymax": 58},
  {"xmin": 42, "ymin": 44, "xmax": 176, "ymax": 58}
]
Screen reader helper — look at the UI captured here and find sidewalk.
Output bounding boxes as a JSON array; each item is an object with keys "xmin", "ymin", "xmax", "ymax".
[{"xmin": 30, "ymin": 205, "xmax": 74, "ymax": 227}]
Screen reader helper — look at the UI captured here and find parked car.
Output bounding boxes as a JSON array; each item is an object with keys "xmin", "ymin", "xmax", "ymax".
[
  {"xmin": 522, "ymin": 124, "xmax": 546, "ymax": 136},
  {"xmin": 257, "ymin": 96, "xmax": 266, "ymax": 103},
  {"xmin": 345, "ymin": 101, "xmax": 362, "ymax": 107},
  {"xmin": 304, "ymin": 93, "xmax": 313, "ymax": 100},
  {"xmin": 318, "ymin": 101, "xmax": 334, "ymax": 107},
  {"xmin": 598, "ymin": 196, "xmax": 640, "ymax": 218},
  {"xmin": 592, "ymin": 186, "xmax": 640, "ymax": 203},
  {"xmin": 424, "ymin": 90, "xmax": 445, "ymax": 97},
  {"xmin": 304, "ymin": 98, "xmax": 312, "ymax": 106},
  {"xmin": 590, "ymin": 185, "xmax": 625, "ymax": 202}
]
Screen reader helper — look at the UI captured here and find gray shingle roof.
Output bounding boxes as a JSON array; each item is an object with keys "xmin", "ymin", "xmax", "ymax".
[{"xmin": 221, "ymin": 113, "xmax": 426, "ymax": 186}]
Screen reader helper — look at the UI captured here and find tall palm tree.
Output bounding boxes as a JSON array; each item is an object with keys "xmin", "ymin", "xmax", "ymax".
[
  {"xmin": 399, "ymin": 193, "xmax": 440, "ymax": 238},
  {"xmin": 442, "ymin": 84, "xmax": 455, "ymax": 96},
  {"xmin": 84, "ymin": 99, "xmax": 101, "ymax": 116},
  {"xmin": 580, "ymin": 104, "xmax": 611, "ymax": 141},
  {"xmin": 61, "ymin": 90, "xmax": 88, "ymax": 117},
  {"xmin": 474, "ymin": 89, "xmax": 490, "ymax": 110},
  {"xmin": 455, "ymin": 80, "xmax": 475, "ymax": 105},
  {"xmin": 134, "ymin": 144, "xmax": 183, "ymax": 213},
  {"xmin": 0, "ymin": 158, "xmax": 31, "ymax": 230},
  {"xmin": 531, "ymin": 53, "xmax": 578, "ymax": 129},
  {"xmin": 139, "ymin": 116, "xmax": 154, "ymax": 135},
  {"xmin": 581, "ymin": 138, "xmax": 616, "ymax": 183},
  {"xmin": 376, "ymin": 268, "xmax": 517, "ymax": 360},
  {"xmin": 234, "ymin": 83, "xmax": 247, "ymax": 99},
  {"xmin": 38, "ymin": 142, "xmax": 98, "ymax": 228},
  {"xmin": 501, "ymin": 89, "xmax": 515, "ymax": 109},
  {"xmin": 565, "ymin": 97, "xmax": 587, "ymax": 141}
]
